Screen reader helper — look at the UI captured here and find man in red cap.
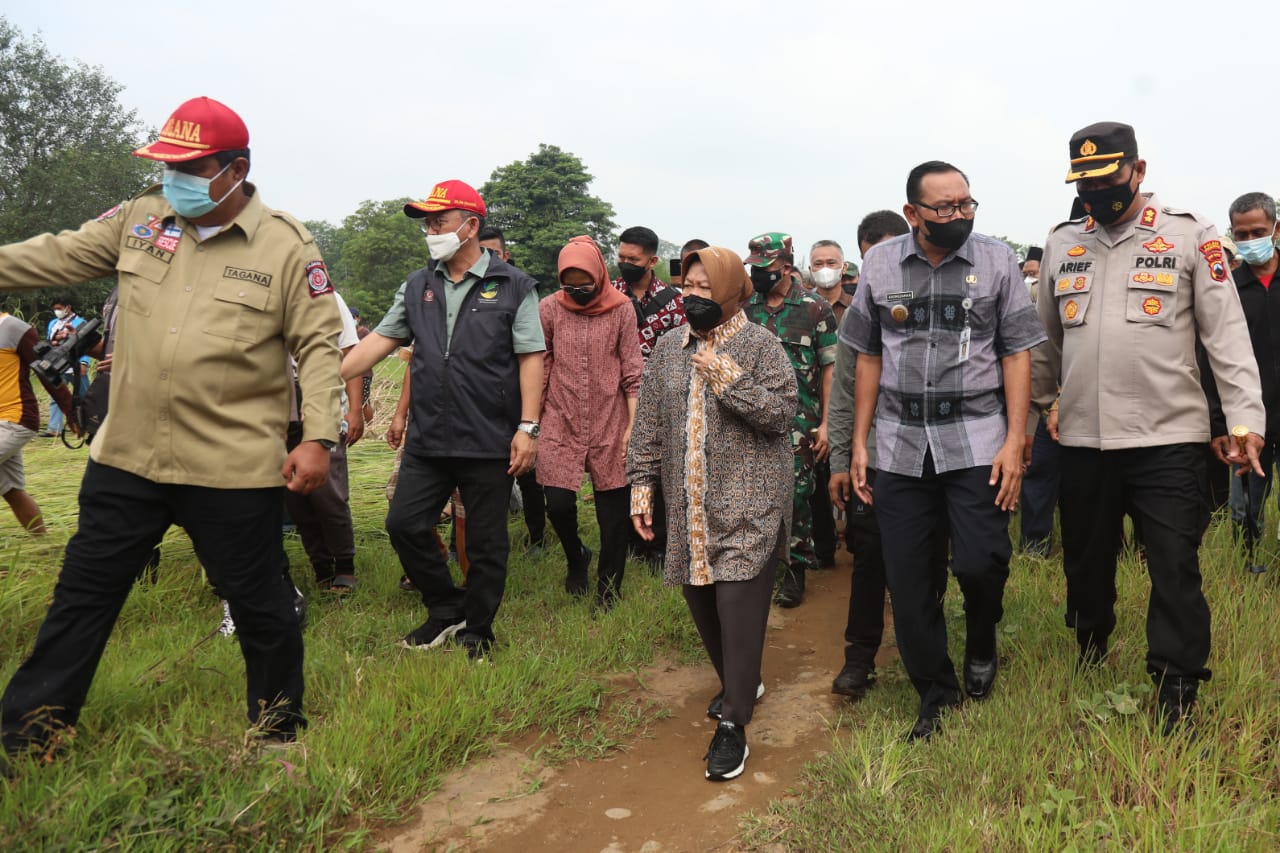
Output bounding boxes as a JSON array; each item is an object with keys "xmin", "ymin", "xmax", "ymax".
[
  {"xmin": 0, "ymin": 96, "xmax": 343, "ymax": 772},
  {"xmin": 343, "ymin": 179, "xmax": 545, "ymax": 660}
]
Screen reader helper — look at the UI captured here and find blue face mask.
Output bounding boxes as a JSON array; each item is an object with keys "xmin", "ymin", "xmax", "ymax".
[
  {"xmin": 1236, "ymin": 229, "xmax": 1277, "ymax": 266},
  {"xmin": 162, "ymin": 161, "xmax": 241, "ymax": 219}
]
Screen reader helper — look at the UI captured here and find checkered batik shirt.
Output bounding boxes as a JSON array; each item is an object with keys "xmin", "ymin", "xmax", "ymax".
[
  {"xmin": 843, "ymin": 232, "xmax": 1046, "ymax": 476},
  {"xmin": 613, "ymin": 277, "xmax": 686, "ymax": 359}
]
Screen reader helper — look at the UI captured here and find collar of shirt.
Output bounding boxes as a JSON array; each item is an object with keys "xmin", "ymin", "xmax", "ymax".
[
  {"xmin": 163, "ymin": 183, "xmax": 268, "ymax": 243},
  {"xmin": 901, "ymin": 229, "xmax": 976, "ymax": 268},
  {"xmin": 434, "ymin": 251, "xmax": 491, "ymax": 287},
  {"xmin": 612, "ymin": 275, "xmax": 669, "ymax": 301},
  {"xmin": 682, "ymin": 309, "xmax": 748, "ymax": 349},
  {"xmin": 749, "ymin": 282, "xmax": 807, "ymax": 310}
]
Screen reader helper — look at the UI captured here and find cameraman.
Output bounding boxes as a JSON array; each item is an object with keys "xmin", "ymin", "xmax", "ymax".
[
  {"xmin": 0, "ymin": 311, "xmax": 79, "ymax": 534},
  {"xmin": 40, "ymin": 295, "xmax": 90, "ymax": 437}
]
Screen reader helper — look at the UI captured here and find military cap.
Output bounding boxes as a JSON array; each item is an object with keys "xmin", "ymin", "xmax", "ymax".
[
  {"xmin": 1065, "ymin": 122, "xmax": 1139, "ymax": 183},
  {"xmin": 745, "ymin": 232, "xmax": 794, "ymax": 267}
]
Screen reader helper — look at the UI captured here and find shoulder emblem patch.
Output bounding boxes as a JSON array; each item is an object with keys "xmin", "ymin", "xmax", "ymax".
[
  {"xmin": 1199, "ymin": 240, "xmax": 1228, "ymax": 283},
  {"xmin": 95, "ymin": 204, "xmax": 122, "ymax": 222},
  {"xmin": 305, "ymin": 260, "xmax": 334, "ymax": 298}
]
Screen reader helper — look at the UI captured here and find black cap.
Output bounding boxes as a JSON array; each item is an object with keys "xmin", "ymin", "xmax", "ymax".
[
  {"xmin": 1024, "ymin": 246, "xmax": 1043, "ymax": 264},
  {"xmin": 1065, "ymin": 121, "xmax": 1138, "ymax": 183}
]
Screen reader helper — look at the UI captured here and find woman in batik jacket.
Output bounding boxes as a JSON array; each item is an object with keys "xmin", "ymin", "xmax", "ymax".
[{"xmin": 626, "ymin": 246, "xmax": 796, "ymax": 783}]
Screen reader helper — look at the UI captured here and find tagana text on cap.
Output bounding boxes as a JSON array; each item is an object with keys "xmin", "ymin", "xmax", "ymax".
[
  {"xmin": 745, "ymin": 232, "xmax": 794, "ymax": 267},
  {"xmin": 1065, "ymin": 121, "xmax": 1138, "ymax": 184},
  {"xmin": 133, "ymin": 97, "xmax": 249, "ymax": 163},
  {"xmin": 404, "ymin": 180, "xmax": 488, "ymax": 218}
]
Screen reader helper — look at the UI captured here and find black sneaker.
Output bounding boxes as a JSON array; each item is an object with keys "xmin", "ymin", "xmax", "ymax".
[
  {"xmin": 704, "ymin": 721, "xmax": 748, "ymax": 781},
  {"xmin": 565, "ymin": 545, "xmax": 592, "ymax": 596},
  {"xmin": 400, "ymin": 617, "xmax": 467, "ymax": 650},
  {"xmin": 706, "ymin": 681, "xmax": 765, "ymax": 719}
]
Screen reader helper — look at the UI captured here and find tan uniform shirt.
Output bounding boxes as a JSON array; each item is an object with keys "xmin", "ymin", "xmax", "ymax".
[
  {"xmin": 0, "ymin": 185, "xmax": 342, "ymax": 488},
  {"xmin": 1031, "ymin": 193, "xmax": 1264, "ymax": 449}
]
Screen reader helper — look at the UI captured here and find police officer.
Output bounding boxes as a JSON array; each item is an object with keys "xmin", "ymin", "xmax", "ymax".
[
  {"xmin": 0, "ymin": 97, "xmax": 343, "ymax": 771},
  {"xmin": 1032, "ymin": 121, "xmax": 1265, "ymax": 734}
]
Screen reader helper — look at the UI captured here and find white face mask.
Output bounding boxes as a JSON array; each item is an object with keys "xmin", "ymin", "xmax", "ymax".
[
  {"xmin": 811, "ymin": 267, "xmax": 842, "ymax": 289},
  {"xmin": 425, "ymin": 220, "xmax": 470, "ymax": 262},
  {"xmin": 54, "ymin": 308, "xmax": 69, "ymax": 320},
  {"xmin": 1024, "ymin": 275, "xmax": 1039, "ymax": 288}
]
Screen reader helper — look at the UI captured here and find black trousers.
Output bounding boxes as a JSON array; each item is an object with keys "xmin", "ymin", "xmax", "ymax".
[
  {"xmin": 544, "ymin": 485, "xmax": 630, "ymax": 598},
  {"xmin": 810, "ymin": 460, "xmax": 837, "ymax": 564},
  {"xmin": 385, "ymin": 453, "xmax": 512, "ymax": 643},
  {"xmin": 876, "ymin": 452, "xmax": 1011, "ymax": 717},
  {"xmin": 1059, "ymin": 443, "xmax": 1212, "ymax": 681},
  {"xmin": 1019, "ymin": 416, "xmax": 1061, "ymax": 550},
  {"xmin": 517, "ymin": 469, "xmax": 546, "ymax": 545},
  {"xmin": 683, "ymin": 548, "xmax": 779, "ymax": 727},
  {"xmin": 1, "ymin": 461, "xmax": 303, "ymax": 751},
  {"xmin": 843, "ymin": 469, "xmax": 950, "ymax": 668},
  {"xmin": 283, "ymin": 439, "xmax": 355, "ymax": 580}
]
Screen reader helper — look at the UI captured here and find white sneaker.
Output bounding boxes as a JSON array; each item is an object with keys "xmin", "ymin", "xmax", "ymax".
[{"xmin": 218, "ymin": 600, "xmax": 236, "ymax": 637}]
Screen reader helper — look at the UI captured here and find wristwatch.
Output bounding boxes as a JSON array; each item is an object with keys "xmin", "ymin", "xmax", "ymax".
[{"xmin": 517, "ymin": 420, "xmax": 540, "ymax": 439}]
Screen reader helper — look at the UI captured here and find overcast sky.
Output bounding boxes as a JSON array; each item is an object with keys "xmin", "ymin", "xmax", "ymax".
[{"xmin": 9, "ymin": 1, "xmax": 1278, "ymax": 260}]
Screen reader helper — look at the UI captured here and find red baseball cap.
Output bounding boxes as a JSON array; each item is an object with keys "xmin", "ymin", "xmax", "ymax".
[
  {"xmin": 404, "ymin": 180, "xmax": 488, "ymax": 218},
  {"xmin": 133, "ymin": 97, "xmax": 250, "ymax": 163}
]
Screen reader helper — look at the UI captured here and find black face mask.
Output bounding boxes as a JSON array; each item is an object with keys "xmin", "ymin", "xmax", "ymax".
[
  {"xmin": 683, "ymin": 295, "xmax": 723, "ymax": 331},
  {"xmin": 618, "ymin": 262, "xmax": 648, "ymax": 285},
  {"xmin": 1077, "ymin": 180, "xmax": 1137, "ymax": 225},
  {"xmin": 750, "ymin": 266, "xmax": 781, "ymax": 295},
  {"xmin": 842, "ymin": 282, "xmax": 858, "ymax": 297},
  {"xmin": 567, "ymin": 288, "xmax": 596, "ymax": 306},
  {"xmin": 919, "ymin": 217, "xmax": 974, "ymax": 251}
]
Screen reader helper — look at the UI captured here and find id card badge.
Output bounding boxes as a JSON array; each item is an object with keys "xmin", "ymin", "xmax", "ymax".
[{"xmin": 958, "ymin": 326, "xmax": 971, "ymax": 363}]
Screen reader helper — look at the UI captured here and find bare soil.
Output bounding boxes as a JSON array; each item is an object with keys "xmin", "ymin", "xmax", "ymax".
[{"xmin": 380, "ymin": 550, "xmax": 894, "ymax": 852}]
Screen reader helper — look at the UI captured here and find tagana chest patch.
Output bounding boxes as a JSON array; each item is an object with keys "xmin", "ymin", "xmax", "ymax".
[{"xmin": 224, "ymin": 266, "xmax": 273, "ymax": 287}]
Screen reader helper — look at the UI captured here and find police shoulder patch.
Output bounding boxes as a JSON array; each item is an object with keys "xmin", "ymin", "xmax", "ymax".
[
  {"xmin": 304, "ymin": 260, "xmax": 334, "ymax": 297},
  {"xmin": 95, "ymin": 204, "xmax": 123, "ymax": 222}
]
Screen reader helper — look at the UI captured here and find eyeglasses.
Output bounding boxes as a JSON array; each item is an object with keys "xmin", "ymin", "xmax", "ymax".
[
  {"xmin": 914, "ymin": 200, "xmax": 980, "ymax": 218},
  {"xmin": 561, "ymin": 284, "xmax": 595, "ymax": 295}
]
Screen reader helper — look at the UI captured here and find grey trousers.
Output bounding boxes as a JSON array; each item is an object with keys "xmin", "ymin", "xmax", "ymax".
[{"xmin": 283, "ymin": 440, "xmax": 355, "ymax": 580}]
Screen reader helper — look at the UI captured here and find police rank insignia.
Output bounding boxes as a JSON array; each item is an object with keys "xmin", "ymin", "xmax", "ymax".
[{"xmin": 1140, "ymin": 207, "xmax": 1158, "ymax": 227}]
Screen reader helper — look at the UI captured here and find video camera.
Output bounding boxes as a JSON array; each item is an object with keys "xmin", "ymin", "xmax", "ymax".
[{"xmin": 32, "ymin": 318, "xmax": 102, "ymax": 387}]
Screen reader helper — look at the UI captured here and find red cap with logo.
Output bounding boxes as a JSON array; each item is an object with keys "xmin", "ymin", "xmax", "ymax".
[
  {"xmin": 404, "ymin": 180, "xmax": 488, "ymax": 218},
  {"xmin": 133, "ymin": 97, "xmax": 250, "ymax": 163}
]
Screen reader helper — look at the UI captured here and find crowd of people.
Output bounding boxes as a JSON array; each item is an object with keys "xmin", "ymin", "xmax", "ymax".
[{"xmin": 0, "ymin": 98, "xmax": 1274, "ymax": 786}]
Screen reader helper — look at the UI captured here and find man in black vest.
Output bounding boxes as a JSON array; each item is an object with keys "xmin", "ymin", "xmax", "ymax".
[{"xmin": 342, "ymin": 180, "xmax": 545, "ymax": 660}]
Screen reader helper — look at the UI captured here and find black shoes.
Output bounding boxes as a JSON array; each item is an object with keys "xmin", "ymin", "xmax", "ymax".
[
  {"xmin": 1156, "ymin": 676, "xmax": 1198, "ymax": 736},
  {"xmin": 565, "ymin": 545, "xmax": 592, "ymax": 596},
  {"xmin": 832, "ymin": 663, "xmax": 875, "ymax": 698},
  {"xmin": 774, "ymin": 566, "xmax": 805, "ymax": 608},
  {"xmin": 963, "ymin": 656, "xmax": 998, "ymax": 701},
  {"xmin": 907, "ymin": 713, "xmax": 942, "ymax": 742},
  {"xmin": 459, "ymin": 634, "xmax": 492, "ymax": 663},
  {"xmin": 704, "ymin": 721, "xmax": 748, "ymax": 781},
  {"xmin": 707, "ymin": 682, "xmax": 765, "ymax": 720},
  {"xmin": 401, "ymin": 617, "xmax": 467, "ymax": 650}
]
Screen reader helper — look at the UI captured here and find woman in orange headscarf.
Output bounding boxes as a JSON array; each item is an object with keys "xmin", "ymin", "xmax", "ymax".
[
  {"xmin": 538, "ymin": 236, "xmax": 643, "ymax": 609},
  {"xmin": 627, "ymin": 247, "xmax": 797, "ymax": 782}
]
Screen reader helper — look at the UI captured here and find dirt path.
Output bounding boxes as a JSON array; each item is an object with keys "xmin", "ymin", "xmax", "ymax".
[{"xmin": 381, "ymin": 550, "xmax": 892, "ymax": 852}]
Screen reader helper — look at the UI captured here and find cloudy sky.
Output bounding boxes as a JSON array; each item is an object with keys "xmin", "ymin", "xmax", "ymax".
[{"xmin": 9, "ymin": 1, "xmax": 1277, "ymax": 259}]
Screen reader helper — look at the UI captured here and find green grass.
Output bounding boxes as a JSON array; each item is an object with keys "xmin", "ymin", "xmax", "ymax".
[
  {"xmin": 746, "ymin": 515, "xmax": 1280, "ymax": 850},
  {"xmin": 0, "ymin": 361, "xmax": 703, "ymax": 849}
]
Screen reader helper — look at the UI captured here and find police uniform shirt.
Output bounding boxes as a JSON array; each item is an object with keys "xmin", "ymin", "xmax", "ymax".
[
  {"xmin": 0, "ymin": 185, "xmax": 344, "ymax": 488},
  {"xmin": 1032, "ymin": 194, "xmax": 1265, "ymax": 448}
]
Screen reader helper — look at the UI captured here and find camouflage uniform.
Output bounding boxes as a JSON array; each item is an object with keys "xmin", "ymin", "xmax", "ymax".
[{"xmin": 744, "ymin": 233, "xmax": 838, "ymax": 601}]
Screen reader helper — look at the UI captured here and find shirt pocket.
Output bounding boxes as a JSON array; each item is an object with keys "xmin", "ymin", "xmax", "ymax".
[
  {"xmin": 116, "ymin": 249, "xmax": 170, "ymax": 317},
  {"xmin": 1053, "ymin": 273, "xmax": 1093, "ymax": 328},
  {"xmin": 1125, "ymin": 256, "xmax": 1180, "ymax": 327},
  {"xmin": 780, "ymin": 324, "xmax": 817, "ymax": 375},
  {"xmin": 203, "ymin": 278, "xmax": 272, "ymax": 342}
]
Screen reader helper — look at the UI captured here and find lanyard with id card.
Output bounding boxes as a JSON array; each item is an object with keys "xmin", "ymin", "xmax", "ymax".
[{"xmin": 958, "ymin": 277, "xmax": 975, "ymax": 363}]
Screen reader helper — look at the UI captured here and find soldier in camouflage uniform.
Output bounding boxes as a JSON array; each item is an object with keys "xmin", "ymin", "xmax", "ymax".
[{"xmin": 745, "ymin": 233, "xmax": 838, "ymax": 607}]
